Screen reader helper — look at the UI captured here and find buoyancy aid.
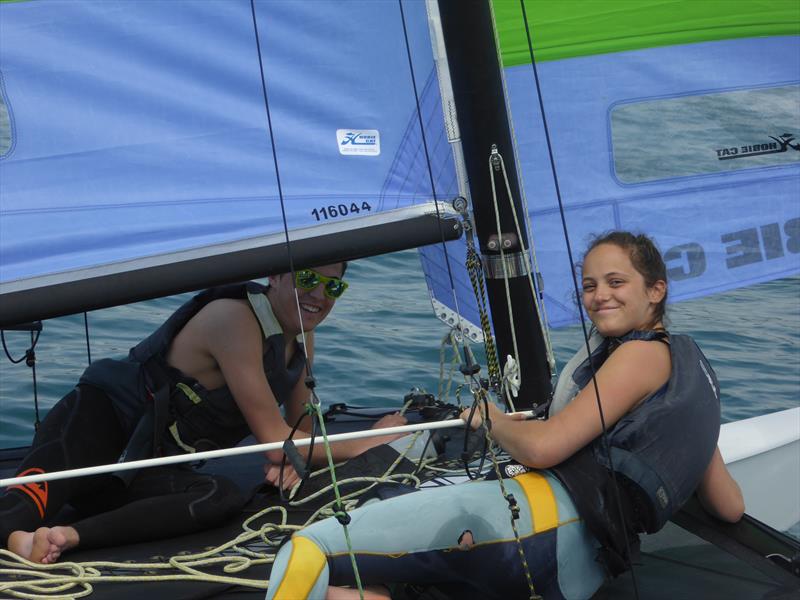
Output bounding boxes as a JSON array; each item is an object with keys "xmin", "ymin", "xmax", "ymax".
[
  {"xmin": 80, "ymin": 282, "xmax": 306, "ymax": 459},
  {"xmin": 547, "ymin": 330, "xmax": 720, "ymax": 574},
  {"xmin": 492, "ymin": 331, "xmax": 720, "ymax": 575}
]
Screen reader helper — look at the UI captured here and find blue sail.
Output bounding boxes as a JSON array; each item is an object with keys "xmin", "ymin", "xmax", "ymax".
[
  {"xmin": 0, "ymin": 0, "xmax": 459, "ymax": 325},
  {"xmin": 507, "ymin": 36, "xmax": 800, "ymax": 327},
  {"xmin": 422, "ymin": 3, "xmax": 800, "ymax": 331}
]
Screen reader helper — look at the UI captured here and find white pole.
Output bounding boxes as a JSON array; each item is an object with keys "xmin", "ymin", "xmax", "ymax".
[{"xmin": 0, "ymin": 418, "xmax": 475, "ymax": 488}]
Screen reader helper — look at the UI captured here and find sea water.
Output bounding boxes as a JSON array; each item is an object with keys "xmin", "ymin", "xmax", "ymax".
[{"xmin": 1, "ymin": 249, "xmax": 798, "ymax": 449}]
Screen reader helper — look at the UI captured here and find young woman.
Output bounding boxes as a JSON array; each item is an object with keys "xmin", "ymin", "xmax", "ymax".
[{"xmin": 265, "ymin": 232, "xmax": 744, "ymax": 600}]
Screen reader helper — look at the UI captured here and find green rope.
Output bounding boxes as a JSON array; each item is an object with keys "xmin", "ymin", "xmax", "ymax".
[
  {"xmin": 475, "ymin": 389, "xmax": 541, "ymax": 600},
  {"xmin": 0, "ymin": 421, "xmax": 440, "ymax": 599},
  {"xmin": 310, "ymin": 396, "xmax": 365, "ymax": 600}
]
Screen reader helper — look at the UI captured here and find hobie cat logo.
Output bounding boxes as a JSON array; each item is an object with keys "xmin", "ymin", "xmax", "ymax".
[
  {"xmin": 337, "ymin": 129, "xmax": 380, "ymax": 156},
  {"xmin": 716, "ymin": 133, "xmax": 800, "ymax": 160}
]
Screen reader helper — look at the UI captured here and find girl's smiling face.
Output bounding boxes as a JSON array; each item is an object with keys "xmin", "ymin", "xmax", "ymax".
[{"xmin": 581, "ymin": 243, "xmax": 666, "ymax": 337}]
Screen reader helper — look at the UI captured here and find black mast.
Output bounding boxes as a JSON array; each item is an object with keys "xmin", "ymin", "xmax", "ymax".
[{"xmin": 436, "ymin": 0, "xmax": 551, "ymax": 409}]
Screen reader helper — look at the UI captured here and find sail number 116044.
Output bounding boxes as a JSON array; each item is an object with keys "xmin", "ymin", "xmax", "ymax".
[{"xmin": 311, "ymin": 202, "xmax": 372, "ymax": 221}]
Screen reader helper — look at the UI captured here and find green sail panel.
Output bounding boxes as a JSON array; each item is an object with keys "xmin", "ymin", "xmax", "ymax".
[{"xmin": 493, "ymin": 0, "xmax": 800, "ymax": 65}]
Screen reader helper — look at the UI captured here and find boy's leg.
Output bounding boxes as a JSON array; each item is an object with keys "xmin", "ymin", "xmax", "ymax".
[
  {"xmin": 0, "ymin": 386, "xmax": 127, "ymax": 548},
  {"xmin": 71, "ymin": 467, "xmax": 245, "ymax": 550}
]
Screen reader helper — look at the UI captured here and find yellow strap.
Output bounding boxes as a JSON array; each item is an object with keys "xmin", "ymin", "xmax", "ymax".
[
  {"xmin": 515, "ymin": 471, "xmax": 559, "ymax": 533},
  {"xmin": 271, "ymin": 536, "xmax": 327, "ymax": 600},
  {"xmin": 168, "ymin": 423, "xmax": 196, "ymax": 454},
  {"xmin": 176, "ymin": 382, "xmax": 202, "ymax": 405}
]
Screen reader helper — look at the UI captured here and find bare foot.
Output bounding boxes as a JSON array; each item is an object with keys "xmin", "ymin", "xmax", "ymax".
[
  {"xmin": 7, "ymin": 526, "xmax": 79, "ymax": 564},
  {"xmin": 326, "ymin": 585, "xmax": 391, "ymax": 600}
]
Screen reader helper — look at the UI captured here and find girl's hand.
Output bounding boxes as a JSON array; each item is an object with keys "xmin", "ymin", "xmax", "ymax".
[{"xmin": 460, "ymin": 401, "xmax": 503, "ymax": 430}]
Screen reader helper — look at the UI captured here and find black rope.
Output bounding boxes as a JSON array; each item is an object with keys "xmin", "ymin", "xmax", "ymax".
[
  {"xmin": 248, "ymin": 1, "xmax": 299, "ymax": 284},
  {"xmin": 460, "ymin": 380, "xmax": 490, "ymax": 481},
  {"xmin": 397, "ymin": 0, "xmax": 472, "ymax": 359},
  {"xmin": 1, "ymin": 327, "xmax": 40, "ymax": 365},
  {"xmin": 83, "ymin": 312, "xmax": 92, "ymax": 364},
  {"xmin": 29, "ymin": 329, "xmax": 41, "ymax": 430},
  {"xmin": 517, "ymin": 1, "xmax": 640, "ymax": 595},
  {"xmin": 398, "ymin": 0, "xmax": 497, "ymax": 486},
  {"xmin": 278, "ymin": 401, "xmax": 317, "ymax": 502},
  {"xmin": 1, "ymin": 326, "xmax": 43, "ymax": 430},
  {"xmin": 248, "ymin": 0, "xmax": 323, "ymax": 489}
]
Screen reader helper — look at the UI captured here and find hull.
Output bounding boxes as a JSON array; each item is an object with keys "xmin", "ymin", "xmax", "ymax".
[{"xmin": 722, "ymin": 407, "xmax": 800, "ymax": 532}]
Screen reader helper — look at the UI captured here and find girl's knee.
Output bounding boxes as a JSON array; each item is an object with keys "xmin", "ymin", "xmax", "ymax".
[{"xmin": 268, "ymin": 535, "xmax": 330, "ymax": 600}]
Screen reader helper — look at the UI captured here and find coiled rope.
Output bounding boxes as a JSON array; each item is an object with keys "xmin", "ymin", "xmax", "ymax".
[{"xmin": 0, "ymin": 431, "xmax": 458, "ymax": 599}]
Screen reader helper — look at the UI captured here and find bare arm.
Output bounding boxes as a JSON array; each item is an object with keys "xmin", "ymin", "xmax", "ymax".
[
  {"xmin": 462, "ymin": 340, "xmax": 671, "ymax": 468},
  {"xmin": 204, "ymin": 301, "xmax": 294, "ymax": 463},
  {"xmin": 280, "ymin": 332, "xmax": 405, "ymax": 462},
  {"xmin": 696, "ymin": 447, "xmax": 744, "ymax": 523},
  {"xmin": 206, "ymin": 302, "xmax": 405, "ymax": 466}
]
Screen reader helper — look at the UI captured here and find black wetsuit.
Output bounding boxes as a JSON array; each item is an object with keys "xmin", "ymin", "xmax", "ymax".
[{"xmin": 0, "ymin": 283, "xmax": 304, "ymax": 551}]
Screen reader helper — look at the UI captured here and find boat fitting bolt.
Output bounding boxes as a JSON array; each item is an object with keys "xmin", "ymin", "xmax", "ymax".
[{"xmin": 452, "ymin": 196, "xmax": 468, "ymax": 213}]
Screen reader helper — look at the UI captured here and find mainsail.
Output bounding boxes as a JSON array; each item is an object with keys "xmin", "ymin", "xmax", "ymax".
[
  {"xmin": 0, "ymin": 0, "xmax": 460, "ymax": 327},
  {"xmin": 424, "ymin": 0, "xmax": 800, "ymax": 329}
]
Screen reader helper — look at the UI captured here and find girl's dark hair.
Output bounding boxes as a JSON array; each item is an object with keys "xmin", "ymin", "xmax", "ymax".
[{"xmin": 585, "ymin": 231, "xmax": 668, "ymax": 325}]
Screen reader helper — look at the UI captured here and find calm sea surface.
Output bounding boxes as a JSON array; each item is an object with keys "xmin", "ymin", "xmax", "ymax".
[{"xmin": 1, "ymin": 250, "xmax": 798, "ymax": 448}]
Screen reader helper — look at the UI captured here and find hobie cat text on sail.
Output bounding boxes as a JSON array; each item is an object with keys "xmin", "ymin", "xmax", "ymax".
[{"xmin": 665, "ymin": 218, "xmax": 799, "ymax": 281}]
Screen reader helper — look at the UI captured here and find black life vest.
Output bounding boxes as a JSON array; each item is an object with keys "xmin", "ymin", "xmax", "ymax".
[
  {"xmin": 494, "ymin": 331, "xmax": 720, "ymax": 575},
  {"xmin": 550, "ymin": 331, "xmax": 720, "ymax": 574},
  {"xmin": 81, "ymin": 282, "xmax": 306, "ymax": 457}
]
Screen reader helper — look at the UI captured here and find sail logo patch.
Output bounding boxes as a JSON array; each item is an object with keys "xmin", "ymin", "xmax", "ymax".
[
  {"xmin": 715, "ymin": 133, "xmax": 800, "ymax": 160},
  {"xmin": 337, "ymin": 129, "xmax": 380, "ymax": 156}
]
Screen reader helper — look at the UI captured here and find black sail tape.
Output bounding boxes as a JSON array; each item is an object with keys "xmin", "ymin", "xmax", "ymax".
[{"xmin": 282, "ymin": 439, "xmax": 309, "ymax": 479}]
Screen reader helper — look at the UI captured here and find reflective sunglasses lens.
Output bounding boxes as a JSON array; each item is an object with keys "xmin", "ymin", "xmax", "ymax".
[
  {"xmin": 324, "ymin": 279, "xmax": 347, "ymax": 299},
  {"xmin": 295, "ymin": 270, "xmax": 319, "ymax": 290}
]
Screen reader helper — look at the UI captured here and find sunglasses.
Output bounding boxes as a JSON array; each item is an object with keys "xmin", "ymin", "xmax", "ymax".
[{"xmin": 294, "ymin": 268, "xmax": 348, "ymax": 299}]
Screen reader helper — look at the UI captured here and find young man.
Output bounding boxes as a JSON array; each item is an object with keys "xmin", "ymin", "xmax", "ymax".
[{"xmin": 1, "ymin": 263, "xmax": 406, "ymax": 564}]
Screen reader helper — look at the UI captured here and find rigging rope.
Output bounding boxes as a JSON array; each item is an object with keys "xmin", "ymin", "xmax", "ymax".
[
  {"xmin": 397, "ymin": 0, "xmax": 474, "ymax": 353},
  {"xmin": 1, "ymin": 326, "xmax": 43, "ymax": 430},
  {"xmin": 248, "ymin": 0, "xmax": 364, "ymax": 594},
  {"xmin": 490, "ymin": 148, "xmax": 556, "ymax": 375},
  {"xmin": 468, "ymin": 381, "xmax": 540, "ymax": 599},
  {"xmin": 516, "ymin": 0, "xmax": 641, "ymax": 595},
  {"xmin": 82, "ymin": 313, "xmax": 92, "ymax": 365},
  {"xmin": 487, "ymin": 150, "xmax": 521, "ymax": 414},
  {"xmin": 310, "ymin": 388, "xmax": 364, "ymax": 594},
  {"xmin": 396, "ymin": 3, "xmax": 543, "ymax": 591},
  {"xmin": 0, "ymin": 438, "xmax": 467, "ymax": 599},
  {"xmin": 464, "ymin": 230, "xmax": 503, "ymax": 393}
]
